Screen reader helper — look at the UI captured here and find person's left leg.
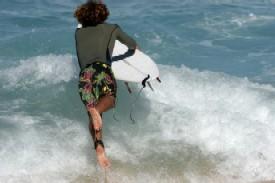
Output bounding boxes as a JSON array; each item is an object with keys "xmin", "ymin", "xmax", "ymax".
[
  {"xmin": 79, "ymin": 63, "xmax": 116, "ymax": 169},
  {"xmin": 88, "ymin": 115, "xmax": 110, "ymax": 168}
]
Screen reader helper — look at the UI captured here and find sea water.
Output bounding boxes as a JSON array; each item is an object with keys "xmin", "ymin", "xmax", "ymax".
[{"xmin": 1, "ymin": 0, "xmax": 275, "ymax": 182}]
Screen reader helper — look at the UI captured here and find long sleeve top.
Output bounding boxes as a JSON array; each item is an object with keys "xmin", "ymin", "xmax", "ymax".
[{"xmin": 75, "ymin": 23, "xmax": 137, "ymax": 70}]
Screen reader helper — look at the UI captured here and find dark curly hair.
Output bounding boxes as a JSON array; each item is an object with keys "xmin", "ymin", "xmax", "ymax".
[{"xmin": 74, "ymin": 1, "xmax": 109, "ymax": 27}]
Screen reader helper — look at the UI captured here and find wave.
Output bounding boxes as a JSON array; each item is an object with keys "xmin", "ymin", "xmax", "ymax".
[
  {"xmin": 144, "ymin": 64, "xmax": 275, "ymax": 181},
  {"xmin": 1, "ymin": 54, "xmax": 275, "ymax": 182},
  {"xmin": 0, "ymin": 54, "xmax": 78, "ymax": 89}
]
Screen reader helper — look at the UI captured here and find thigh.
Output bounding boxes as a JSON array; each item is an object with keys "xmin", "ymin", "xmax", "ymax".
[
  {"xmin": 78, "ymin": 67, "xmax": 98, "ymax": 109},
  {"xmin": 92, "ymin": 62, "xmax": 117, "ymax": 102}
]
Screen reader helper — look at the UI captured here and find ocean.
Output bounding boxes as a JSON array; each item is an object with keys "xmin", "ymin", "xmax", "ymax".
[{"xmin": 1, "ymin": 0, "xmax": 275, "ymax": 182}]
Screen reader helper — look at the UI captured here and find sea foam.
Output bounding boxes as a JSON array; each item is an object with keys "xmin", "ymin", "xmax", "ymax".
[
  {"xmin": 0, "ymin": 54, "xmax": 78, "ymax": 89},
  {"xmin": 1, "ymin": 55, "xmax": 275, "ymax": 182}
]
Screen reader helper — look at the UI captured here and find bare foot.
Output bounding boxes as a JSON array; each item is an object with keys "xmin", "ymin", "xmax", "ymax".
[
  {"xmin": 89, "ymin": 108, "xmax": 102, "ymax": 131},
  {"xmin": 96, "ymin": 146, "xmax": 111, "ymax": 169}
]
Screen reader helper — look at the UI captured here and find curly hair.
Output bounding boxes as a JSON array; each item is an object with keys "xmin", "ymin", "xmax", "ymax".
[{"xmin": 74, "ymin": 1, "xmax": 109, "ymax": 27}]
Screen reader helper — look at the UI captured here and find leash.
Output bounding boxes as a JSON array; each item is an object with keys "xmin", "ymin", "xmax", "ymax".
[{"xmin": 129, "ymin": 75, "xmax": 151, "ymax": 123}]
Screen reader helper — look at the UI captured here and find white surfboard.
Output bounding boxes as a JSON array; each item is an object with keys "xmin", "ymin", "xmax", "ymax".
[{"xmin": 112, "ymin": 41, "xmax": 159, "ymax": 83}]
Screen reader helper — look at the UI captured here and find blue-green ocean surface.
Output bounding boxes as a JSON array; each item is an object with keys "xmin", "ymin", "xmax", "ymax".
[{"xmin": 1, "ymin": 0, "xmax": 275, "ymax": 182}]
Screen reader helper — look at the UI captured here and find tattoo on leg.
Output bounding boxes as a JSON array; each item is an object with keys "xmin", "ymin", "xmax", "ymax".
[{"xmin": 89, "ymin": 118, "xmax": 103, "ymax": 149}]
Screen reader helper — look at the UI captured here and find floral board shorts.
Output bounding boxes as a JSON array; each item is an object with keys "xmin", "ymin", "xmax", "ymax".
[{"xmin": 78, "ymin": 61, "xmax": 117, "ymax": 110}]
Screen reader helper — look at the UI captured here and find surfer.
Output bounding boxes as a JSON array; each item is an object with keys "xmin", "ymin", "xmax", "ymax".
[{"xmin": 74, "ymin": 1, "xmax": 137, "ymax": 169}]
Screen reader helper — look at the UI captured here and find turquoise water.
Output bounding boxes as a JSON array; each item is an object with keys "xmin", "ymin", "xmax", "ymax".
[{"xmin": 1, "ymin": 0, "xmax": 275, "ymax": 182}]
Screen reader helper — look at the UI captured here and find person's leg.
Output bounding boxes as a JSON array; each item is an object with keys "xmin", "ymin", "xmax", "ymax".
[
  {"xmin": 88, "ymin": 112, "xmax": 103, "ymax": 142},
  {"xmin": 88, "ymin": 111, "xmax": 111, "ymax": 168},
  {"xmin": 80, "ymin": 64, "xmax": 116, "ymax": 169},
  {"xmin": 88, "ymin": 107, "xmax": 102, "ymax": 131},
  {"xmin": 88, "ymin": 112, "xmax": 97, "ymax": 140},
  {"xmin": 89, "ymin": 63, "xmax": 117, "ymax": 168}
]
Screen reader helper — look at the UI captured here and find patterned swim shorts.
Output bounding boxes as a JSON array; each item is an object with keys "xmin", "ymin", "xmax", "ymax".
[{"xmin": 78, "ymin": 61, "xmax": 117, "ymax": 110}]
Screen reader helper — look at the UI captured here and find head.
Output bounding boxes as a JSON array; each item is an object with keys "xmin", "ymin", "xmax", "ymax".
[{"xmin": 74, "ymin": 1, "xmax": 109, "ymax": 27}]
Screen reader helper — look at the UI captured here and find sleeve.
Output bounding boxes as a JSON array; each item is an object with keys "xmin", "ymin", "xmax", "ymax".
[{"xmin": 115, "ymin": 25, "xmax": 137, "ymax": 50}]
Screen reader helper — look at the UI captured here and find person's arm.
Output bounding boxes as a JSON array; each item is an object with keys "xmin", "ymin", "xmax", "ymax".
[
  {"xmin": 111, "ymin": 25, "xmax": 138, "ymax": 62},
  {"xmin": 115, "ymin": 25, "xmax": 137, "ymax": 50}
]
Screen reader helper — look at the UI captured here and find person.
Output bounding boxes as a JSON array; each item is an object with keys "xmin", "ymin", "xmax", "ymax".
[{"xmin": 74, "ymin": 1, "xmax": 137, "ymax": 169}]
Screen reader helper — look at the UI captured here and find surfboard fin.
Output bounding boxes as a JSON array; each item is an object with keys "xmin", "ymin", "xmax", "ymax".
[{"xmin": 157, "ymin": 77, "xmax": 161, "ymax": 83}]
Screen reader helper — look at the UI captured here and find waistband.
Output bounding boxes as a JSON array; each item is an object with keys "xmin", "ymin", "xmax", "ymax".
[
  {"xmin": 80, "ymin": 61, "xmax": 112, "ymax": 74},
  {"xmin": 86, "ymin": 61, "xmax": 111, "ymax": 68}
]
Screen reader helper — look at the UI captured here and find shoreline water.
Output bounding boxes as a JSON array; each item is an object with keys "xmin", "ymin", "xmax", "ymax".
[{"xmin": 1, "ymin": 1, "xmax": 275, "ymax": 182}]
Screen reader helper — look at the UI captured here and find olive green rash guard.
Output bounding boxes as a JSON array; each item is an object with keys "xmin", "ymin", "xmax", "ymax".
[{"xmin": 75, "ymin": 23, "xmax": 137, "ymax": 70}]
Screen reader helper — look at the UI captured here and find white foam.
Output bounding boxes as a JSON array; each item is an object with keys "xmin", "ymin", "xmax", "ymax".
[
  {"xmin": 0, "ymin": 54, "xmax": 78, "ymax": 89},
  {"xmin": 143, "ymin": 64, "xmax": 275, "ymax": 182},
  {"xmin": 150, "ymin": 33, "xmax": 162, "ymax": 45},
  {"xmin": 199, "ymin": 12, "xmax": 275, "ymax": 39},
  {"xmin": 0, "ymin": 113, "xmax": 93, "ymax": 182},
  {"xmin": 2, "ymin": 62, "xmax": 275, "ymax": 182}
]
